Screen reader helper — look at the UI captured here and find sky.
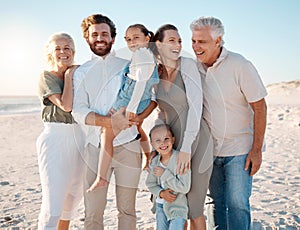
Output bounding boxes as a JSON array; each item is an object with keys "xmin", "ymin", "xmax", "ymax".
[{"xmin": 0, "ymin": 0, "xmax": 299, "ymax": 96}]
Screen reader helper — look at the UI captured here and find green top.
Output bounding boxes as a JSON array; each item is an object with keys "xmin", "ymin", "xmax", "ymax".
[{"xmin": 38, "ymin": 71, "xmax": 75, "ymax": 124}]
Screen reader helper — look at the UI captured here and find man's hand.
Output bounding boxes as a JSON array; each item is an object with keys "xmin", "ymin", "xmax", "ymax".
[
  {"xmin": 245, "ymin": 148, "xmax": 262, "ymax": 176},
  {"xmin": 108, "ymin": 108, "xmax": 116, "ymax": 116},
  {"xmin": 111, "ymin": 107, "xmax": 130, "ymax": 135},
  {"xmin": 159, "ymin": 189, "xmax": 177, "ymax": 203},
  {"xmin": 247, "ymin": 98, "xmax": 267, "ymax": 176}
]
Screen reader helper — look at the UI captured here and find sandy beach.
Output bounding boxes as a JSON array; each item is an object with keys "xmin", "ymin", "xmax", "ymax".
[{"xmin": 0, "ymin": 80, "xmax": 299, "ymax": 229}]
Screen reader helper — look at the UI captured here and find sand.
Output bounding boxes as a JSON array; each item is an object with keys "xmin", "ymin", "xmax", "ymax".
[{"xmin": 0, "ymin": 80, "xmax": 299, "ymax": 229}]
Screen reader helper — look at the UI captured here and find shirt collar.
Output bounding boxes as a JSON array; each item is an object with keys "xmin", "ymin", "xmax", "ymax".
[
  {"xmin": 197, "ymin": 47, "xmax": 229, "ymax": 74},
  {"xmin": 91, "ymin": 50, "xmax": 116, "ymax": 61},
  {"xmin": 213, "ymin": 47, "xmax": 228, "ymax": 67}
]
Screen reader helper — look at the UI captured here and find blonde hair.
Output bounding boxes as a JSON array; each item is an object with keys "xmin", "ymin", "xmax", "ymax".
[{"xmin": 44, "ymin": 32, "xmax": 75, "ymax": 68}]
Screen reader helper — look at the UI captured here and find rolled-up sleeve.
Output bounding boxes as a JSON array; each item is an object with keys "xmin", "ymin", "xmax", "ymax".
[
  {"xmin": 126, "ymin": 50, "xmax": 155, "ymax": 114},
  {"xmin": 126, "ymin": 75, "xmax": 148, "ymax": 113},
  {"xmin": 72, "ymin": 69, "xmax": 92, "ymax": 125},
  {"xmin": 239, "ymin": 60, "xmax": 267, "ymax": 103}
]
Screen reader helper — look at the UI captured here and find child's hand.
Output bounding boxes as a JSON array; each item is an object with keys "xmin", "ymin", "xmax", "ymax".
[
  {"xmin": 126, "ymin": 111, "xmax": 137, "ymax": 126},
  {"xmin": 130, "ymin": 114, "xmax": 143, "ymax": 123},
  {"xmin": 159, "ymin": 189, "xmax": 177, "ymax": 203},
  {"xmin": 153, "ymin": 166, "xmax": 165, "ymax": 177}
]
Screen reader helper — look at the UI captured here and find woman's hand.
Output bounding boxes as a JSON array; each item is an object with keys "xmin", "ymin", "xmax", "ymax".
[
  {"xmin": 65, "ymin": 65, "xmax": 79, "ymax": 78},
  {"xmin": 176, "ymin": 151, "xmax": 191, "ymax": 175}
]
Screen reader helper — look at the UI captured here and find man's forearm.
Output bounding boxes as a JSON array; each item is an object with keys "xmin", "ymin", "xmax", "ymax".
[
  {"xmin": 85, "ymin": 112, "xmax": 112, "ymax": 127},
  {"xmin": 250, "ymin": 98, "xmax": 267, "ymax": 150}
]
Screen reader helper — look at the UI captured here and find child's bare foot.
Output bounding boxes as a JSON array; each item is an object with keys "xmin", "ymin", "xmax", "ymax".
[
  {"xmin": 143, "ymin": 160, "xmax": 150, "ymax": 172},
  {"xmin": 86, "ymin": 176, "xmax": 109, "ymax": 192},
  {"xmin": 143, "ymin": 151, "xmax": 157, "ymax": 172}
]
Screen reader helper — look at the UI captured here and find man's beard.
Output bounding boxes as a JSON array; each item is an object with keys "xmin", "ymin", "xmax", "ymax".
[{"xmin": 89, "ymin": 41, "xmax": 113, "ymax": 57}]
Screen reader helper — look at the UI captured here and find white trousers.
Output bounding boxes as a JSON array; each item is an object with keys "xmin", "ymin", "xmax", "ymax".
[{"xmin": 36, "ymin": 123, "xmax": 85, "ymax": 230}]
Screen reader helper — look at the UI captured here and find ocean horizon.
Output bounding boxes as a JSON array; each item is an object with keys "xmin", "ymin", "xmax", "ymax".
[{"xmin": 0, "ymin": 95, "xmax": 41, "ymax": 115}]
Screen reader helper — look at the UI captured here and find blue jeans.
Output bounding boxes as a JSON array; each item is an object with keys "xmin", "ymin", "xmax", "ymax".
[
  {"xmin": 207, "ymin": 154, "xmax": 253, "ymax": 230},
  {"xmin": 112, "ymin": 63, "xmax": 159, "ymax": 114},
  {"xmin": 156, "ymin": 203, "xmax": 186, "ymax": 230}
]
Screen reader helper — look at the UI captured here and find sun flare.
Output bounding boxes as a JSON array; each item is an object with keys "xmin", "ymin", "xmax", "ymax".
[{"xmin": 0, "ymin": 26, "xmax": 44, "ymax": 95}]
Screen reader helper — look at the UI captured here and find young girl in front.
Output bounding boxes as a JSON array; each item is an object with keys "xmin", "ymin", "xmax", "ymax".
[
  {"xmin": 87, "ymin": 24, "xmax": 159, "ymax": 191},
  {"xmin": 146, "ymin": 124, "xmax": 191, "ymax": 230}
]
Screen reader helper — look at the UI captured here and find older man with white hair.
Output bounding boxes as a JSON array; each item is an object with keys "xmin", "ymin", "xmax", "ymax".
[{"xmin": 190, "ymin": 16, "xmax": 267, "ymax": 230}]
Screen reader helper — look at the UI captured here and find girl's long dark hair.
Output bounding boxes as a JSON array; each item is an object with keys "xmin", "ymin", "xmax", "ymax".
[{"xmin": 125, "ymin": 24, "xmax": 154, "ymax": 47}]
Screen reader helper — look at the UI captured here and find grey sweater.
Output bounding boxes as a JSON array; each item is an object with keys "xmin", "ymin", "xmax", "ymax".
[{"xmin": 146, "ymin": 150, "xmax": 191, "ymax": 220}]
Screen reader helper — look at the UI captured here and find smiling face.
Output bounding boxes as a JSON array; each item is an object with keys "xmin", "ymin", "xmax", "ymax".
[
  {"xmin": 125, "ymin": 27, "xmax": 150, "ymax": 52},
  {"xmin": 87, "ymin": 23, "xmax": 115, "ymax": 57},
  {"xmin": 49, "ymin": 38, "xmax": 74, "ymax": 68},
  {"xmin": 191, "ymin": 26, "xmax": 222, "ymax": 67},
  {"xmin": 156, "ymin": 29, "xmax": 182, "ymax": 62},
  {"xmin": 150, "ymin": 126, "xmax": 175, "ymax": 156}
]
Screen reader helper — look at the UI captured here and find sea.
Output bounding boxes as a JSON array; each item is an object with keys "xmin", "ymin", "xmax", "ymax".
[{"xmin": 0, "ymin": 96, "xmax": 41, "ymax": 115}]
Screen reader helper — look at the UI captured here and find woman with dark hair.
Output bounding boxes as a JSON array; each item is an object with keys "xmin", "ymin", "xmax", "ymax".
[{"xmin": 151, "ymin": 24, "xmax": 213, "ymax": 229}]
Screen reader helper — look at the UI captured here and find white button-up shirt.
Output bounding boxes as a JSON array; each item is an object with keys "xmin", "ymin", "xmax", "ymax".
[{"xmin": 72, "ymin": 51, "xmax": 138, "ymax": 148}]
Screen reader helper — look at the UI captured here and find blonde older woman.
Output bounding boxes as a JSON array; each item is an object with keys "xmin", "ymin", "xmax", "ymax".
[{"xmin": 36, "ymin": 32, "xmax": 84, "ymax": 230}]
